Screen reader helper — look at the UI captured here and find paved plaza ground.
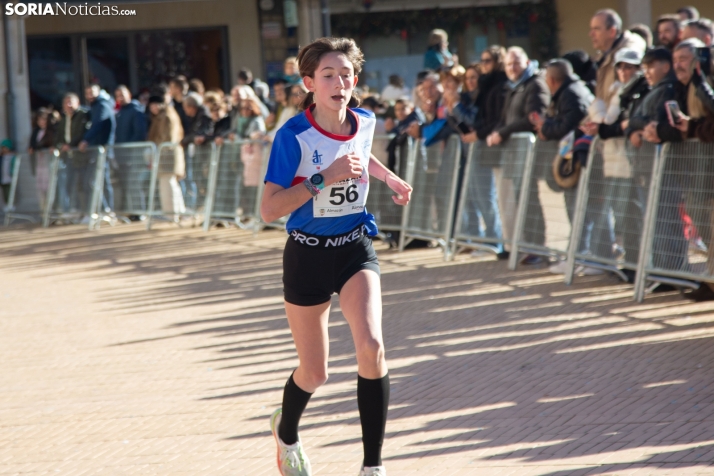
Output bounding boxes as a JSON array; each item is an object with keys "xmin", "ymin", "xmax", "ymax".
[{"xmin": 1, "ymin": 223, "xmax": 714, "ymax": 475}]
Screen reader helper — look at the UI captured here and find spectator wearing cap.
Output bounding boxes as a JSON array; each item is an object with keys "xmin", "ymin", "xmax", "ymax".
[
  {"xmin": 627, "ymin": 47, "xmax": 688, "ymax": 274},
  {"xmin": 381, "ymin": 75, "xmax": 411, "ymax": 102},
  {"xmin": 424, "ymin": 29, "xmax": 455, "ymax": 71},
  {"xmin": 583, "ymin": 47, "xmax": 648, "ymax": 280},
  {"xmin": 586, "ymin": 48, "xmax": 648, "ymax": 140},
  {"xmin": 146, "ymin": 94, "xmax": 186, "ymax": 219},
  {"xmin": 589, "ymin": 9, "xmax": 646, "ymax": 123},
  {"xmin": 627, "ymin": 47, "xmax": 683, "ymax": 145},
  {"xmin": 629, "ymin": 23, "xmax": 654, "ymax": 48},
  {"xmin": 678, "ymin": 6, "xmax": 700, "ymax": 22},
  {"xmin": 657, "ymin": 14, "xmax": 683, "ymax": 51}
]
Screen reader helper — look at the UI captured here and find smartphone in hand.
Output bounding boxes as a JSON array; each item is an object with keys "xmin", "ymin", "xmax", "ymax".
[{"xmin": 665, "ymin": 100, "xmax": 682, "ymax": 126}]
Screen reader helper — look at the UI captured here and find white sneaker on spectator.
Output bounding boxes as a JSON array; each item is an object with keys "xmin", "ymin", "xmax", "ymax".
[
  {"xmin": 548, "ymin": 260, "xmax": 569, "ymax": 274},
  {"xmin": 359, "ymin": 466, "xmax": 386, "ymax": 476},
  {"xmin": 576, "ymin": 265, "xmax": 604, "ymax": 276}
]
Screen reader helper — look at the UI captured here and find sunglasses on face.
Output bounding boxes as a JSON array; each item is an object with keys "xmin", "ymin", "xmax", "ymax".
[{"xmin": 481, "ymin": 58, "xmax": 494, "ymax": 63}]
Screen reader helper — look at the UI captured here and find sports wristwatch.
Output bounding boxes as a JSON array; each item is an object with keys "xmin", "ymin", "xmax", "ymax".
[{"xmin": 310, "ymin": 173, "xmax": 325, "ymax": 190}]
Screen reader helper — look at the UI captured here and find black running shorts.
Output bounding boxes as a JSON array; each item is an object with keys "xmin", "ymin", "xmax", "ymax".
[{"xmin": 283, "ymin": 226, "xmax": 380, "ymax": 307}]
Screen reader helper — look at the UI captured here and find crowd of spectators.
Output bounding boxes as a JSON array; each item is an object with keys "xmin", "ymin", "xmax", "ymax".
[
  {"xmin": 4, "ymin": 5, "xmax": 714, "ymax": 299},
  {"xmin": 2, "ymin": 57, "xmax": 306, "ymax": 222},
  {"xmin": 345, "ymin": 6, "xmax": 714, "ymax": 298}
]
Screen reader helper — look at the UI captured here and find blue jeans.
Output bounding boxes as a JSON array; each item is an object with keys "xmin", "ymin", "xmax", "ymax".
[
  {"xmin": 180, "ymin": 150, "xmax": 198, "ymax": 210},
  {"xmin": 462, "ymin": 160, "xmax": 503, "ymax": 252}
]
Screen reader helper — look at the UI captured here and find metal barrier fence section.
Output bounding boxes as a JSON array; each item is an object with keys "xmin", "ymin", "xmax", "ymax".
[
  {"xmin": 367, "ymin": 135, "xmax": 414, "ymax": 247},
  {"xmin": 402, "ymin": 135, "xmax": 461, "ymax": 257},
  {"xmin": 452, "ymin": 133, "xmax": 535, "ymax": 261},
  {"xmin": 635, "ymin": 140, "xmax": 714, "ymax": 300},
  {"xmin": 109, "ymin": 142, "xmax": 157, "ymax": 221},
  {"xmin": 565, "ymin": 138, "xmax": 656, "ymax": 285},
  {"xmin": 42, "ymin": 146, "xmax": 105, "ymax": 229},
  {"xmin": 146, "ymin": 143, "xmax": 214, "ymax": 229},
  {"xmin": 253, "ymin": 142, "xmax": 287, "ymax": 232},
  {"xmin": 3, "ymin": 152, "xmax": 42, "ymax": 226},
  {"xmin": 204, "ymin": 140, "xmax": 266, "ymax": 230},
  {"xmin": 512, "ymin": 139, "xmax": 574, "ymax": 266}
]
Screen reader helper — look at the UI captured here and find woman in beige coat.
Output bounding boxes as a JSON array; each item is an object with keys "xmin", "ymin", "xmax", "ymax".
[{"xmin": 147, "ymin": 96, "xmax": 186, "ymax": 218}]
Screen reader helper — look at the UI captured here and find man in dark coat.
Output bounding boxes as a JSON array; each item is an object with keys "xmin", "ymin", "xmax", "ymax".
[
  {"xmin": 113, "ymin": 85, "xmax": 148, "ymax": 213},
  {"xmin": 534, "ymin": 59, "xmax": 602, "ymax": 272},
  {"xmin": 180, "ymin": 92, "xmax": 214, "ymax": 210},
  {"xmin": 627, "ymin": 47, "xmax": 689, "ymax": 277},
  {"xmin": 486, "ymin": 47, "xmax": 550, "ymax": 264},
  {"xmin": 79, "ymin": 84, "xmax": 116, "ymax": 213}
]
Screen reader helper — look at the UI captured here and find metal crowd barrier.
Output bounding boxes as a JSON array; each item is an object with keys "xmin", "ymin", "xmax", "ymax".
[
  {"xmin": 510, "ymin": 138, "xmax": 573, "ymax": 266},
  {"xmin": 564, "ymin": 138, "xmax": 656, "ymax": 284},
  {"xmin": 203, "ymin": 139, "xmax": 267, "ymax": 231},
  {"xmin": 3, "ymin": 152, "xmax": 42, "ymax": 226},
  {"xmin": 253, "ymin": 141, "xmax": 288, "ymax": 232},
  {"xmin": 367, "ymin": 135, "xmax": 414, "ymax": 249},
  {"xmin": 451, "ymin": 133, "xmax": 535, "ymax": 266},
  {"xmin": 401, "ymin": 135, "xmax": 462, "ymax": 258},
  {"xmin": 96, "ymin": 142, "xmax": 158, "ymax": 226},
  {"xmin": 634, "ymin": 140, "xmax": 712, "ymax": 301},
  {"xmin": 146, "ymin": 142, "xmax": 214, "ymax": 230},
  {"xmin": 42, "ymin": 146, "xmax": 106, "ymax": 230}
]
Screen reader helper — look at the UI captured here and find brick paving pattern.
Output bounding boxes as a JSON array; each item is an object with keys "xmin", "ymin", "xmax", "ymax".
[{"xmin": 0, "ymin": 223, "xmax": 713, "ymax": 475}]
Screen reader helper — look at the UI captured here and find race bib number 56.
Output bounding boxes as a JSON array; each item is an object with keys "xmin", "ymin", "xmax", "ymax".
[{"xmin": 313, "ymin": 176, "xmax": 369, "ymax": 218}]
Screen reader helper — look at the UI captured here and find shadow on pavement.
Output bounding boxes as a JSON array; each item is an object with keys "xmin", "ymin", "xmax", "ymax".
[{"xmin": 2, "ymin": 222, "xmax": 713, "ymax": 473}]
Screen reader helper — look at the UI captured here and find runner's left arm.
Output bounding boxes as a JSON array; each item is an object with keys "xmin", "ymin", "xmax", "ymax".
[{"xmin": 368, "ymin": 154, "xmax": 413, "ymax": 206}]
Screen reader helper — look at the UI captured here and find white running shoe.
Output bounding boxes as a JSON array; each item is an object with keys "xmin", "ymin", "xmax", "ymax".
[
  {"xmin": 270, "ymin": 409, "xmax": 312, "ymax": 476},
  {"xmin": 548, "ymin": 260, "xmax": 569, "ymax": 274},
  {"xmin": 576, "ymin": 265, "xmax": 604, "ymax": 276},
  {"xmin": 359, "ymin": 466, "xmax": 387, "ymax": 476}
]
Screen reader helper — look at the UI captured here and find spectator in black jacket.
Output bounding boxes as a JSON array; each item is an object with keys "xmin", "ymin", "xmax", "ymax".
[
  {"xmin": 533, "ymin": 60, "xmax": 602, "ymax": 273},
  {"xmin": 627, "ymin": 47, "xmax": 688, "ymax": 276},
  {"xmin": 79, "ymin": 84, "xmax": 116, "ymax": 213},
  {"xmin": 562, "ymin": 50, "xmax": 598, "ymax": 95},
  {"xmin": 458, "ymin": 46, "xmax": 509, "ymax": 255},
  {"xmin": 455, "ymin": 45, "xmax": 507, "ymax": 142},
  {"xmin": 113, "ymin": 85, "xmax": 148, "ymax": 214},
  {"xmin": 180, "ymin": 92, "xmax": 213, "ymax": 210},
  {"xmin": 487, "ymin": 46, "xmax": 550, "ymax": 264},
  {"xmin": 169, "ymin": 76, "xmax": 190, "ymax": 134},
  {"xmin": 627, "ymin": 48, "xmax": 684, "ymax": 146}
]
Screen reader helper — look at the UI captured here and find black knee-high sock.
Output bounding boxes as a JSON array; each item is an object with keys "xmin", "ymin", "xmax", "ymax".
[
  {"xmin": 278, "ymin": 373, "xmax": 313, "ymax": 445},
  {"xmin": 357, "ymin": 374, "xmax": 390, "ymax": 467}
]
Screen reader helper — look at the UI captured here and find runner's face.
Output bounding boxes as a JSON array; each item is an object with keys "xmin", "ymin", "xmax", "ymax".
[{"xmin": 306, "ymin": 52, "xmax": 358, "ymax": 112}]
